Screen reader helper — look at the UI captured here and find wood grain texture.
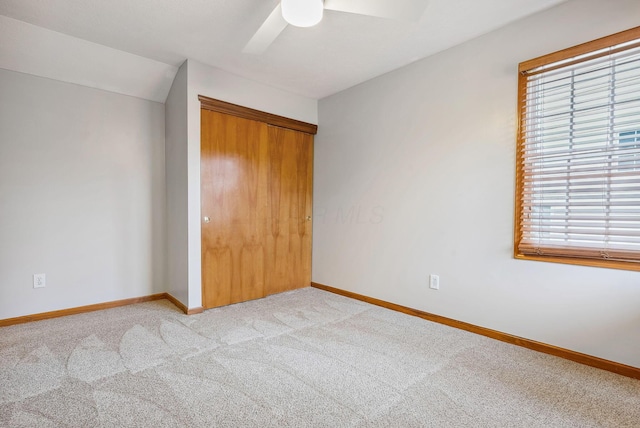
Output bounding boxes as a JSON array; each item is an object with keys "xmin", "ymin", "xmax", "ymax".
[
  {"xmin": 0, "ymin": 293, "xmax": 168, "ymax": 327},
  {"xmin": 201, "ymin": 110, "xmax": 269, "ymax": 309},
  {"xmin": 311, "ymin": 282, "xmax": 640, "ymax": 380},
  {"xmin": 200, "ymin": 107, "xmax": 314, "ymax": 309},
  {"xmin": 265, "ymin": 126, "xmax": 313, "ymax": 294},
  {"xmin": 198, "ymin": 95, "xmax": 317, "ymax": 135}
]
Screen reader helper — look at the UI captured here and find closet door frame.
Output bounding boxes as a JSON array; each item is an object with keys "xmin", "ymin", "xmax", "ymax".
[
  {"xmin": 199, "ymin": 96, "xmax": 317, "ymax": 309},
  {"xmin": 199, "ymin": 96, "xmax": 317, "ymax": 134}
]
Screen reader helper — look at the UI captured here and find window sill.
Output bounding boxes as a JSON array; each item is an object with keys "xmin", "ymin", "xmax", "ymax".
[{"xmin": 514, "ymin": 252, "xmax": 640, "ymax": 272}]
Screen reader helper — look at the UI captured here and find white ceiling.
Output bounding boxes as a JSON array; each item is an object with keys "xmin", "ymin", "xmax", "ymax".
[{"xmin": 0, "ymin": 0, "xmax": 567, "ymax": 101}]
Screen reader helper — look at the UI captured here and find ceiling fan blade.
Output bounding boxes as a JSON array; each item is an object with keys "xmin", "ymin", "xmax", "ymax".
[
  {"xmin": 243, "ymin": 4, "xmax": 289, "ymax": 54},
  {"xmin": 324, "ymin": 0, "xmax": 428, "ymax": 22}
]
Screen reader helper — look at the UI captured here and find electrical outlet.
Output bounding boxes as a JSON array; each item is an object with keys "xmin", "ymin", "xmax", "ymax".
[
  {"xmin": 429, "ymin": 274, "xmax": 439, "ymax": 290},
  {"xmin": 33, "ymin": 273, "xmax": 46, "ymax": 289}
]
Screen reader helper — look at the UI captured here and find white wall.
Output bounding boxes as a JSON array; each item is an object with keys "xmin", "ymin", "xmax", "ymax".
[
  {"xmin": 165, "ymin": 61, "xmax": 189, "ymax": 305},
  {"xmin": 0, "ymin": 69, "xmax": 166, "ymax": 319},
  {"xmin": 183, "ymin": 60, "xmax": 318, "ymax": 309},
  {"xmin": 313, "ymin": 0, "xmax": 640, "ymax": 368}
]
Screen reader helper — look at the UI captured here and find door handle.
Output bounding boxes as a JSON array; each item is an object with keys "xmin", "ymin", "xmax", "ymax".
[{"xmin": 203, "ymin": 216, "xmax": 211, "ymax": 223}]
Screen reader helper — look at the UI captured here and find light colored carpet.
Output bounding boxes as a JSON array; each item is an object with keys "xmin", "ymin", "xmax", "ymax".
[{"xmin": 0, "ymin": 287, "xmax": 638, "ymax": 427}]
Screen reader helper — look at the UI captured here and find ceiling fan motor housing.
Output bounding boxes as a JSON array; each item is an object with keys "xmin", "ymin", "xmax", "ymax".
[{"xmin": 281, "ymin": 0, "xmax": 324, "ymax": 27}]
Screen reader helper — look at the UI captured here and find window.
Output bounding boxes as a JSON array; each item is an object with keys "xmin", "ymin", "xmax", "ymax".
[
  {"xmin": 618, "ymin": 130, "xmax": 640, "ymax": 169},
  {"xmin": 515, "ymin": 27, "xmax": 640, "ymax": 270}
]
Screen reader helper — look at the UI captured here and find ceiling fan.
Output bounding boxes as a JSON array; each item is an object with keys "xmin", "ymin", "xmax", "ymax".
[{"xmin": 243, "ymin": 0, "xmax": 429, "ymax": 54}]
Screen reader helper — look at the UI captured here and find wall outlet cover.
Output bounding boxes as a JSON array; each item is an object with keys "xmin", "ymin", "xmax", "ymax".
[{"xmin": 33, "ymin": 273, "xmax": 46, "ymax": 288}]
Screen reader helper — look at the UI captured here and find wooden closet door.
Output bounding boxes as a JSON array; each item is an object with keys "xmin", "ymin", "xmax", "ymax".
[
  {"xmin": 265, "ymin": 125, "xmax": 313, "ymax": 295},
  {"xmin": 201, "ymin": 110, "xmax": 269, "ymax": 308}
]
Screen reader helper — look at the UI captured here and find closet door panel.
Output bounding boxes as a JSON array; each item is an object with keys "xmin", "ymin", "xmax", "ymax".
[
  {"xmin": 201, "ymin": 110, "xmax": 269, "ymax": 308},
  {"xmin": 265, "ymin": 126, "xmax": 313, "ymax": 295}
]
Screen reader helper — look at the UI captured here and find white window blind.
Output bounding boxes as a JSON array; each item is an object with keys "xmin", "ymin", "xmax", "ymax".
[{"xmin": 518, "ymin": 36, "xmax": 640, "ymax": 263}]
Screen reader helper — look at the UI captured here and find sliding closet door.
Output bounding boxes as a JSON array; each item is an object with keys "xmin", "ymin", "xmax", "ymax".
[
  {"xmin": 201, "ymin": 99, "xmax": 315, "ymax": 310},
  {"xmin": 266, "ymin": 126, "xmax": 313, "ymax": 294},
  {"xmin": 201, "ymin": 110, "xmax": 269, "ymax": 308}
]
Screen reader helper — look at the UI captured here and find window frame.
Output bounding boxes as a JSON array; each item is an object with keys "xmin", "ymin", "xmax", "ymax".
[{"xmin": 515, "ymin": 26, "xmax": 640, "ymax": 271}]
